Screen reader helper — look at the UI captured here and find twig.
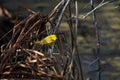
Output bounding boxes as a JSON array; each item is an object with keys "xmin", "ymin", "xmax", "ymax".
[
  {"xmin": 53, "ymin": 0, "xmax": 71, "ymax": 33},
  {"xmin": 90, "ymin": 0, "xmax": 101, "ymax": 80},
  {"xmin": 81, "ymin": 0, "xmax": 113, "ymax": 19},
  {"xmin": 74, "ymin": 0, "xmax": 84, "ymax": 80}
]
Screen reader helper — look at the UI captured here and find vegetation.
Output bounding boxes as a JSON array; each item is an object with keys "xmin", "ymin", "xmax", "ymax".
[{"xmin": 0, "ymin": 0, "xmax": 120, "ymax": 80}]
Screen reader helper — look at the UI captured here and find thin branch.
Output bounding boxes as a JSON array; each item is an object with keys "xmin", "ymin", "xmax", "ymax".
[
  {"xmin": 53, "ymin": 0, "xmax": 71, "ymax": 33},
  {"xmin": 90, "ymin": 0, "xmax": 101, "ymax": 80},
  {"xmin": 81, "ymin": 0, "xmax": 113, "ymax": 19},
  {"xmin": 74, "ymin": 0, "xmax": 84, "ymax": 80}
]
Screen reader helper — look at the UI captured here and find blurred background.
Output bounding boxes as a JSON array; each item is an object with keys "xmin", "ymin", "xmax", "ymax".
[{"xmin": 0, "ymin": 0, "xmax": 120, "ymax": 80}]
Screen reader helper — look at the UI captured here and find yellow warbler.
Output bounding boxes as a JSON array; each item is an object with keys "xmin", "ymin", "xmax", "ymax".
[{"xmin": 35, "ymin": 34, "xmax": 57, "ymax": 46}]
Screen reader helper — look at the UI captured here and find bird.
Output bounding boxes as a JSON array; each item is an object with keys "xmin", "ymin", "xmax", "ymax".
[{"xmin": 35, "ymin": 34, "xmax": 57, "ymax": 46}]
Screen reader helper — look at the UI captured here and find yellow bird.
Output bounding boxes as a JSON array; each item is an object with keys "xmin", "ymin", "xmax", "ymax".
[{"xmin": 35, "ymin": 34, "xmax": 57, "ymax": 46}]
